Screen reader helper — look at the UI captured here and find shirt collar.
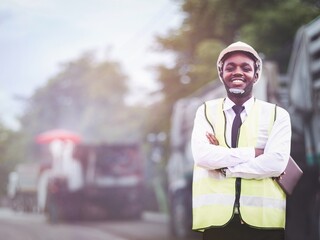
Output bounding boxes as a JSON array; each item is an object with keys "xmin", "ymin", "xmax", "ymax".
[{"xmin": 223, "ymin": 96, "xmax": 255, "ymax": 115}]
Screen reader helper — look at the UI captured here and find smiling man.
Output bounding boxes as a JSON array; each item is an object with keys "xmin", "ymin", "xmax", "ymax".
[{"xmin": 191, "ymin": 42, "xmax": 292, "ymax": 240}]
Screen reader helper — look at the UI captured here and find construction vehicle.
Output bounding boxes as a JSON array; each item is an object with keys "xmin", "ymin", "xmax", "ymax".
[
  {"xmin": 36, "ymin": 141, "xmax": 145, "ymax": 222},
  {"xmin": 166, "ymin": 16, "xmax": 320, "ymax": 240},
  {"xmin": 284, "ymin": 16, "xmax": 320, "ymax": 240},
  {"xmin": 73, "ymin": 143, "xmax": 144, "ymax": 220}
]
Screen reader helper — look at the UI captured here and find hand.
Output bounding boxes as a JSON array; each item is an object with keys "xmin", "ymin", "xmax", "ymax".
[
  {"xmin": 206, "ymin": 132, "xmax": 226, "ymax": 177},
  {"xmin": 273, "ymin": 171, "xmax": 286, "ymax": 181},
  {"xmin": 255, "ymin": 148, "xmax": 264, "ymax": 157},
  {"xmin": 206, "ymin": 132, "xmax": 219, "ymax": 145},
  {"xmin": 219, "ymin": 167, "xmax": 227, "ymax": 176}
]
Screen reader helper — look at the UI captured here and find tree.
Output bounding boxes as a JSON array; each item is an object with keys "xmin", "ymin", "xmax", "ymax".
[
  {"xmin": 239, "ymin": 0, "xmax": 319, "ymax": 72},
  {"xmin": 19, "ymin": 52, "xmax": 147, "ymax": 148},
  {"xmin": 0, "ymin": 123, "xmax": 25, "ymax": 196}
]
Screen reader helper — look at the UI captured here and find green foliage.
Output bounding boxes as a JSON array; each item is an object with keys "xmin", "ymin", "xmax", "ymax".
[
  {"xmin": 0, "ymin": 123, "xmax": 25, "ymax": 195},
  {"xmin": 0, "ymin": 123, "xmax": 25, "ymax": 166},
  {"xmin": 239, "ymin": 0, "xmax": 319, "ymax": 72},
  {"xmin": 190, "ymin": 39, "xmax": 225, "ymax": 84},
  {"xmin": 19, "ymin": 52, "xmax": 147, "ymax": 146}
]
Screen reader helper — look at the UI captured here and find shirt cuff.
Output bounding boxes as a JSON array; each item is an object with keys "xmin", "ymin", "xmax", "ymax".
[{"xmin": 225, "ymin": 168, "xmax": 231, "ymax": 178}]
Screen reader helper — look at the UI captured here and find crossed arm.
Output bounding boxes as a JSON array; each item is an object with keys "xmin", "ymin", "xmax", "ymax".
[
  {"xmin": 205, "ymin": 132, "xmax": 286, "ymax": 179},
  {"xmin": 191, "ymin": 105, "xmax": 291, "ymax": 179},
  {"xmin": 206, "ymin": 132, "xmax": 264, "ymax": 157}
]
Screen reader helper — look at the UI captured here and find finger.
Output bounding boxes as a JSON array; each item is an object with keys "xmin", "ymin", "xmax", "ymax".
[
  {"xmin": 208, "ymin": 133, "xmax": 216, "ymax": 142},
  {"xmin": 206, "ymin": 132, "xmax": 219, "ymax": 145},
  {"xmin": 206, "ymin": 133, "xmax": 215, "ymax": 142},
  {"xmin": 206, "ymin": 132, "xmax": 213, "ymax": 139}
]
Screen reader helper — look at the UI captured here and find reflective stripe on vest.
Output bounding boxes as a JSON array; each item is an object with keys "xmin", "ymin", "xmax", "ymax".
[{"xmin": 192, "ymin": 98, "xmax": 286, "ymax": 231}]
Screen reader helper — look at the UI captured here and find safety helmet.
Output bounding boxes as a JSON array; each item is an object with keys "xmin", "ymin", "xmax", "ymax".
[{"xmin": 216, "ymin": 41, "xmax": 262, "ymax": 83}]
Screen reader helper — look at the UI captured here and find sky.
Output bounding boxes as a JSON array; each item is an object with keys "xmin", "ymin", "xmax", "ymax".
[{"xmin": 0, "ymin": 0, "xmax": 184, "ymax": 129}]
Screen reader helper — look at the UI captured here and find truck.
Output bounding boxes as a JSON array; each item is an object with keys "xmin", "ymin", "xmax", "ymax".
[
  {"xmin": 284, "ymin": 16, "xmax": 320, "ymax": 240},
  {"xmin": 36, "ymin": 141, "xmax": 145, "ymax": 222},
  {"xmin": 166, "ymin": 16, "xmax": 320, "ymax": 240}
]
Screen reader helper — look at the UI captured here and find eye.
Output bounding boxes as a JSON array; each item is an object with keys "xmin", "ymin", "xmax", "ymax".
[
  {"xmin": 224, "ymin": 65, "xmax": 235, "ymax": 72},
  {"xmin": 242, "ymin": 65, "xmax": 253, "ymax": 72}
]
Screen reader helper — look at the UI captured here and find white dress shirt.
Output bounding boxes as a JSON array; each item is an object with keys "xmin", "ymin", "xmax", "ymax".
[{"xmin": 191, "ymin": 96, "xmax": 291, "ymax": 179}]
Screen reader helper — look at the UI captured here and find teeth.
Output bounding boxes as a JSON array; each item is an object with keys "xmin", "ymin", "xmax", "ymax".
[{"xmin": 232, "ymin": 80, "xmax": 244, "ymax": 84}]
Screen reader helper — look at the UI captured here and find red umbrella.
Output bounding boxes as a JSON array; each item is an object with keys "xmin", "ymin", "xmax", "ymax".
[{"xmin": 36, "ymin": 129, "xmax": 82, "ymax": 144}]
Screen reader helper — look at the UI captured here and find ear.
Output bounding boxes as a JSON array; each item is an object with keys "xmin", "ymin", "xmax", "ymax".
[{"xmin": 219, "ymin": 71, "xmax": 223, "ymax": 79}]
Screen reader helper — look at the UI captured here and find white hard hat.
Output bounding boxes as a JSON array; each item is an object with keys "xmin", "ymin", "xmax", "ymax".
[{"xmin": 216, "ymin": 41, "xmax": 262, "ymax": 83}]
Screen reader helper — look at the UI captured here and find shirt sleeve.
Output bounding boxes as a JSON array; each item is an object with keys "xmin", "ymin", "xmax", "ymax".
[
  {"xmin": 227, "ymin": 106, "xmax": 291, "ymax": 179},
  {"xmin": 191, "ymin": 104, "xmax": 255, "ymax": 170}
]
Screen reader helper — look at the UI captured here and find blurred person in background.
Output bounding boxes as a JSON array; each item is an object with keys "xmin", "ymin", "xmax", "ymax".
[{"xmin": 191, "ymin": 41, "xmax": 291, "ymax": 240}]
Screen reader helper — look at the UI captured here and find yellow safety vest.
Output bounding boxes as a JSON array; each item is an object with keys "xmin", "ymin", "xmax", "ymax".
[{"xmin": 192, "ymin": 98, "xmax": 286, "ymax": 231}]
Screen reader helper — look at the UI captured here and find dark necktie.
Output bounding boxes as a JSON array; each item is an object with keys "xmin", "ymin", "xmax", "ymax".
[
  {"xmin": 231, "ymin": 105, "xmax": 244, "ymax": 148},
  {"xmin": 232, "ymin": 105, "xmax": 245, "ymax": 213}
]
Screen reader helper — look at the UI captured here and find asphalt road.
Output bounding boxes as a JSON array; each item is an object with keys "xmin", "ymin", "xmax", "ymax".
[{"xmin": 0, "ymin": 208, "xmax": 200, "ymax": 240}]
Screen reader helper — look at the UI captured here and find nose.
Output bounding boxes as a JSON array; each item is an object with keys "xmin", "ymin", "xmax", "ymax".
[{"xmin": 232, "ymin": 66, "xmax": 243, "ymax": 76}]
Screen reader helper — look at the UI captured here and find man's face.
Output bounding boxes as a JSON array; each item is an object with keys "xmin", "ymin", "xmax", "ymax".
[{"xmin": 221, "ymin": 52, "xmax": 257, "ymax": 97}]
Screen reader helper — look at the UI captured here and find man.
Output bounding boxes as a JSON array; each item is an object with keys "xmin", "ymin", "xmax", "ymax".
[{"xmin": 191, "ymin": 41, "xmax": 291, "ymax": 240}]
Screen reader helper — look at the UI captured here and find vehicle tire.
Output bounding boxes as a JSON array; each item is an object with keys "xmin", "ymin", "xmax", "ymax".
[
  {"xmin": 47, "ymin": 194, "xmax": 61, "ymax": 223},
  {"xmin": 170, "ymin": 191, "xmax": 192, "ymax": 239},
  {"xmin": 316, "ymin": 191, "xmax": 320, "ymax": 240}
]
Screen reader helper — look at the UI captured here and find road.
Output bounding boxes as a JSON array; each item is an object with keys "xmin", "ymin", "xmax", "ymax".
[{"xmin": 0, "ymin": 208, "xmax": 201, "ymax": 240}]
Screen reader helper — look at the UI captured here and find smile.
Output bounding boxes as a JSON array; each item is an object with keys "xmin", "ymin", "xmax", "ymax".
[{"xmin": 231, "ymin": 78, "xmax": 245, "ymax": 84}]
